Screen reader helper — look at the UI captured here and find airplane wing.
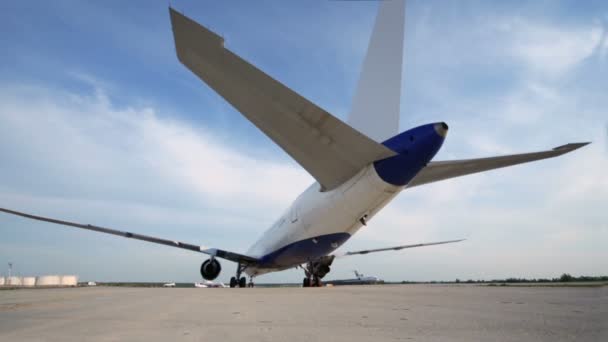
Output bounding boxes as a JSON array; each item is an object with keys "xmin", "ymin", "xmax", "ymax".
[
  {"xmin": 408, "ymin": 142, "xmax": 590, "ymax": 188},
  {"xmin": 333, "ymin": 239, "xmax": 465, "ymax": 257},
  {"xmin": 169, "ymin": 8, "xmax": 396, "ymax": 191},
  {"xmin": 0, "ymin": 207, "xmax": 259, "ymax": 265}
]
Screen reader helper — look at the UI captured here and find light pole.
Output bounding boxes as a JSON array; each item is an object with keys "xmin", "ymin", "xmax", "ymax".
[{"xmin": 8, "ymin": 262, "xmax": 12, "ymax": 279}]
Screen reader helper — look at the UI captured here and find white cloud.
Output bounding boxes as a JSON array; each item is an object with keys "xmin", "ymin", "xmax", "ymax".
[
  {"xmin": 323, "ymin": 7, "xmax": 607, "ymax": 282},
  {"xmin": 2, "ymin": 1, "xmax": 608, "ymax": 282},
  {"xmin": 0, "ymin": 79, "xmax": 322, "ymax": 282},
  {"xmin": 497, "ymin": 18, "xmax": 602, "ymax": 76},
  {"xmin": 0, "ymin": 82, "xmax": 311, "ymax": 217},
  {"xmin": 3, "ymin": 79, "xmax": 603, "ymax": 283},
  {"xmin": 137, "ymin": 115, "xmax": 312, "ymax": 207}
]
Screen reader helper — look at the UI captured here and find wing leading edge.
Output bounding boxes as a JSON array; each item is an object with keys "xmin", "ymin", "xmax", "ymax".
[
  {"xmin": 408, "ymin": 142, "xmax": 590, "ymax": 188},
  {"xmin": 0, "ymin": 207, "xmax": 259, "ymax": 265},
  {"xmin": 169, "ymin": 8, "xmax": 396, "ymax": 191},
  {"xmin": 333, "ymin": 239, "xmax": 465, "ymax": 258}
]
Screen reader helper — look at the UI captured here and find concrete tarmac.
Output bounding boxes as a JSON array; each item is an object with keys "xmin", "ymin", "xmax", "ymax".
[{"xmin": 0, "ymin": 285, "xmax": 605, "ymax": 341}]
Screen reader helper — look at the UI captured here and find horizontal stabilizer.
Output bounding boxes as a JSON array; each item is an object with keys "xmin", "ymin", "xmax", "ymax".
[
  {"xmin": 0, "ymin": 207, "xmax": 258, "ymax": 264},
  {"xmin": 169, "ymin": 8, "xmax": 396, "ymax": 190},
  {"xmin": 408, "ymin": 142, "xmax": 590, "ymax": 188},
  {"xmin": 333, "ymin": 239, "xmax": 465, "ymax": 257}
]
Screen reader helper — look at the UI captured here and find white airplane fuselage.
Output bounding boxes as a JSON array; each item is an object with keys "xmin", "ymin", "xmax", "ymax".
[
  {"xmin": 246, "ymin": 164, "xmax": 401, "ymax": 276},
  {"xmin": 245, "ymin": 122, "xmax": 448, "ymax": 276}
]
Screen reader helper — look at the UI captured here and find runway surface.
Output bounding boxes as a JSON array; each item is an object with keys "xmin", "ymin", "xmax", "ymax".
[{"xmin": 0, "ymin": 285, "xmax": 605, "ymax": 341}]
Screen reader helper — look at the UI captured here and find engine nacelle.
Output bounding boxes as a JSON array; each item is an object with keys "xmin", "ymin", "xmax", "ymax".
[{"xmin": 200, "ymin": 258, "xmax": 221, "ymax": 280}]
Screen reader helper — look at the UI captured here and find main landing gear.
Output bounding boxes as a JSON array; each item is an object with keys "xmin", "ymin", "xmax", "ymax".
[
  {"xmin": 302, "ymin": 275, "xmax": 322, "ymax": 287},
  {"xmin": 230, "ymin": 276, "xmax": 246, "ymax": 288},
  {"xmin": 302, "ymin": 256, "xmax": 334, "ymax": 287},
  {"xmin": 230, "ymin": 263, "xmax": 253, "ymax": 288}
]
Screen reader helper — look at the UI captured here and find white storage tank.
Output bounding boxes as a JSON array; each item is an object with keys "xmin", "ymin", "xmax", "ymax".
[
  {"xmin": 0, "ymin": 277, "xmax": 5, "ymax": 286},
  {"xmin": 60, "ymin": 275, "xmax": 78, "ymax": 286},
  {"xmin": 22, "ymin": 277, "xmax": 36, "ymax": 287},
  {"xmin": 36, "ymin": 275, "xmax": 61, "ymax": 286},
  {"xmin": 7, "ymin": 276, "xmax": 23, "ymax": 286}
]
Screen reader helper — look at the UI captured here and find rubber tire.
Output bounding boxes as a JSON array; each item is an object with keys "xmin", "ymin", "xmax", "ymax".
[
  {"xmin": 239, "ymin": 277, "xmax": 247, "ymax": 288},
  {"xmin": 313, "ymin": 277, "xmax": 322, "ymax": 287},
  {"xmin": 303, "ymin": 277, "xmax": 310, "ymax": 287},
  {"xmin": 230, "ymin": 277, "xmax": 237, "ymax": 288}
]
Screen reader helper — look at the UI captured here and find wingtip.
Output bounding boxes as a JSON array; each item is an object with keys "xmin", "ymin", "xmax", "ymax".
[
  {"xmin": 553, "ymin": 142, "xmax": 591, "ymax": 152},
  {"xmin": 168, "ymin": 6, "xmax": 181, "ymax": 22}
]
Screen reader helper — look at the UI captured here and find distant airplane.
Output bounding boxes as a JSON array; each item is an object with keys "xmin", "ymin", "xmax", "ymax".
[
  {"xmin": 353, "ymin": 271, "xmax": 381, "ymax": 284},
  {"xmin": 0, "ymin": 2, "xmax": 588, "ymax": 288},
  {"xmin": 162, "ymin": 282, "xmax": 176, "ymax": 288},
  {"xmin": 195, "ymin": 280, "xmax": 227, "ymax": 288},
  {"xmin": 326, "ymin": 271, "xmax": 382, "ymax": 286}
]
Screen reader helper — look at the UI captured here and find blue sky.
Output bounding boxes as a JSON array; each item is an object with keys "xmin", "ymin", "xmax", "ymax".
[{"xmin": 0, "ymin": 0, "xmax": 606, "ymax": 283}]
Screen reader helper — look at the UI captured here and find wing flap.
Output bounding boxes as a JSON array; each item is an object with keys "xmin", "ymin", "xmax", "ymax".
[
  {"xmin": 0, "ymin": 207, "xmax": 258, "ymax": 264},
  {"xmin": 408, "ymin": 142, "xmax": 590, "ymax": 188},
  {"xmin": 170, "ymin": 8, "xmax": 396, "ymax": 190}
]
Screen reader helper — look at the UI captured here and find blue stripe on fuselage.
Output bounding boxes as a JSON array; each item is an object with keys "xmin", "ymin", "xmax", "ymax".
[
  {"xmin": 374, "ymin": 123, "xmax": 446, "ymax": 186},
  {"xmin": 257, "ymin": 233, "xmax": 351, "ymax": 267}
]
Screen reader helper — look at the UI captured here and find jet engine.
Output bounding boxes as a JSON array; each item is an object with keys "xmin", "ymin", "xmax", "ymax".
[{"xmin": 200, "ymin": 258, "xmax": 221, "ymax": 280}]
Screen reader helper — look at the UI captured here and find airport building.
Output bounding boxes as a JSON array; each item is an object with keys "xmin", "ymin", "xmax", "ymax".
[
  {"xmin": 22, "ymin": 277, "xmax": 36, "ymax": 287},
  {"xmin": 7, "ymin": 276, "xmax": 23, "ymax": 286},
  {"xmin": 0, "ymin": 275, "xmax": 79, "ymax": 287},
  {"xmin": 35, "ymin": 275, "xmax": 61, "ymax": 286},
  {"xmin": 59, "ymin": 275, "xmax": 78, "ymax": 286}
]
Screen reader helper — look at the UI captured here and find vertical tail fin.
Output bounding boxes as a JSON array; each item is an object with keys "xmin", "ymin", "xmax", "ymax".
[{"xmin": 348, "ymin": 0, "xmax": 406, "ymax": 142}]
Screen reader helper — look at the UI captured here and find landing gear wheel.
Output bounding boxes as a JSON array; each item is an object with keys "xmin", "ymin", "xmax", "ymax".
[
  {"xmin": 303, "ymin": 277, "xmax": 311, "ymax": 287},
  {"xmin": 248, "ymin": 280, "xmax": 254, "ymax": 288},
  {"xmin": 301, "ymin": 259, "xmax": 332, "ymax": 288},
  {"xmin": 230, "ymin": 277, "xmax": 237, "ymax": 288},
  {"xmin": 239, "ymin": 277, "xmax": 247, "ymax": 288},
  {"xmin": 313, "ymin": 276, "xmax": 322, "ymax": 287}
]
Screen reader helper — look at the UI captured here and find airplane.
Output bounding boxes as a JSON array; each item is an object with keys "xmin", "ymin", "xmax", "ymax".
[
  {"xmin": 326, "ymin": 271, "xmax": 382, "ymax": 286},
  {"xmin": 353, "ymin": 271, "xmax": 381, "ymax": 284},
  {"xmin": 0, "ymin": 2, "xmax": 588, "ymax": 288},
  {"xmin": 162, "ymin": 282, "xmax": 176, "ymax": 288},
  {"xmin": 195, "ymin": 280, "xmax": 227, "ymax": 288}
]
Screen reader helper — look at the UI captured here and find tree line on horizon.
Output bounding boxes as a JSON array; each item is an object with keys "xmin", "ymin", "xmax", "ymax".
[{"xmin": 399, "ymin": 274, "xmax": 608, "ymax": 284}]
